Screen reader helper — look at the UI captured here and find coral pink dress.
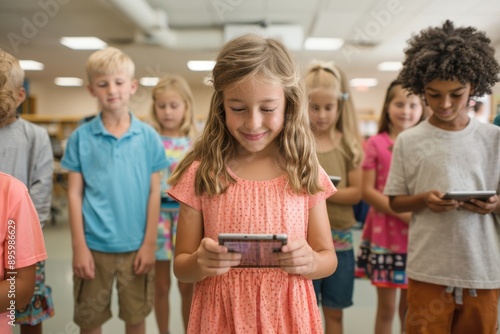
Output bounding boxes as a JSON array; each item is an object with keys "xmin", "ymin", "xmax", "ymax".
[
  {"xmin": 168, "ymin": 161, "xmax": 335, "ymax": 333},
  {"xmin": 0, "ymin": 173, "xmax": 47, "ymax": 334}
]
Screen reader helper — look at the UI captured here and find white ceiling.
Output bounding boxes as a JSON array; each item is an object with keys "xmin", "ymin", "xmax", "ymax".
[{"xmin": 1, "ymin": 0, "xmax": 500, "ymax": 90}]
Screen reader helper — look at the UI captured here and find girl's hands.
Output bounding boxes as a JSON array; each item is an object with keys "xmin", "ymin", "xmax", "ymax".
[
  {"xmin": 196, "ymin": 238, "xmax": 242, "ymax": 277},
  {"xmin": 276, "ymin": 238, "xmax": 317, "ymax": 276}
]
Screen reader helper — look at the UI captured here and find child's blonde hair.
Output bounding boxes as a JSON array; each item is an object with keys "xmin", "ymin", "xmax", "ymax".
[
  {"xmin": 169, "ymin": 34, "xmax": 322, "ymax": 196},
  {"xmin": 0, "ymin": 50, "xmax": 24, "ymax": 124},
  {"xmin": 304, "ymin": 61, "xmax": 363, "ymax": 167},
  {"xmin": 150, "ymin": 74, "xmax": 197, "ymax": 138},
  {"xmin": 85, "ymin": 47, "xmax": 135, "ymax": 83}
]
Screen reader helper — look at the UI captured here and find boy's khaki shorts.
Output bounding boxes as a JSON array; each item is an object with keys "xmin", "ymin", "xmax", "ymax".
[{"xmin": 73, "ymin": 250, "xmax": 154, "ymax": 330}]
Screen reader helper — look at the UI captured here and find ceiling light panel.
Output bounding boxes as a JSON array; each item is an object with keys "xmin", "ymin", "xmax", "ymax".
[
  {"xmin": 350, "ymin": 78, "xmax": 378, "ymax": 87},
  {"xmin": 304, "ymin": 37, "xmax": 344, "ymax": 50},
  {"xmin": 19, "ymin": 60, "xmax": 44, "ymax": 71},
  {"xmin": 377, "ymin": 61, "xmax": 402, "ymax": 71},
  {"xmin": 139, "ymin": 77, "xmax": 160, "ymax": 87},
  {"xmin": 60, "ymin": 37, "xmax": 108, "ymax": 50},
  {"xmin": 54, "ymin": 77, "xmax": 84, "ymax": 87},
  {"xmin": 187, "ymin": 60, "xmax": 216, "ymax": 71}
]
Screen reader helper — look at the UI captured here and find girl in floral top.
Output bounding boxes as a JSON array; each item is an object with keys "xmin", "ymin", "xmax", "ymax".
[{"xmin": 150, "ymin": 74, "xmax": 197, "ymax": 334}]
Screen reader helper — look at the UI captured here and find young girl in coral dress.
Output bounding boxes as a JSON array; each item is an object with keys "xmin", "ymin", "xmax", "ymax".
[{"xmin": 168, "ymin": 34, "xmax": 338, "ymax": 333}]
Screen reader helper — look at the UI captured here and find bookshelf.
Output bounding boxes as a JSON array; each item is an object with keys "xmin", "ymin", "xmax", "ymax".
[{"xmin": 20, "ymin": 114, "xmax": 82, "ymax": 141}]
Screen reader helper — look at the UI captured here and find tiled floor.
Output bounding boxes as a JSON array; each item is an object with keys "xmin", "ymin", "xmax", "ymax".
[{"xmin": 14, "ymin": 212, "xmax": 405, "ymax": 334}]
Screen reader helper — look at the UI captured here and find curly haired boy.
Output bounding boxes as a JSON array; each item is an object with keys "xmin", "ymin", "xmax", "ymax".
[{"xmin": 385, "ymin": 20, "xmax": 500, "ymax": 334}]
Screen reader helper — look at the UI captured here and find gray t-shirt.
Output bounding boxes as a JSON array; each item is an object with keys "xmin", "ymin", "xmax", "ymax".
[
  {"xmin": 384, "ymin": 118, "xmax": 500, "ymax": 289},
  {"xmin": 0, "ymin": 117, "xmax": 53, "ymax": 223}
]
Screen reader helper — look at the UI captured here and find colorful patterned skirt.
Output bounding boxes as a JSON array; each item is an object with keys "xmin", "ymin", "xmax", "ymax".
[
  {"xmin": 356, "ymin": 240, "xmax": 408, "ymax": 289},
  {"xmin": 15, "ymin": 261, "xmax": 55, "ymax": 325},
  {"xmin": 155, "ymin": 200, "xmax": 180, "ymax": 261}
]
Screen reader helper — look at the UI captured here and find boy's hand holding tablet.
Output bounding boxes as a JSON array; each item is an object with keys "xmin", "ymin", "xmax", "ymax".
[
  {"xmin": 441, "ymin": 190, "xmax": 496, "ymax": 202},
  {"xmin": 441, "ymin": 190, "xmax": 498, "ymax": 215}
]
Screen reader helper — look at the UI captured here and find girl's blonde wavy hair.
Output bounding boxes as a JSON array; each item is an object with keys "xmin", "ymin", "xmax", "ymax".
[
  {"xmin": 304, "ymin": 61, "xmax": 363, "ymax": 167},
  {"xmin": 169, "ymin": 34, "xmax": 322, "ymax": 196},
  {"xmin": 150, "ymin": 74, "xmax": 198, "ymax": 138},
  {"xmin": 0, "ymin": 51, "xmax": 24, "ymax": 126}
]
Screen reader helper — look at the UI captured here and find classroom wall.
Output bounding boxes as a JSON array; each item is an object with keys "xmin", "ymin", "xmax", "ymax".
[
  {"xmin": 28, "ymin": 78, "xmax": 500, "ymax": 135},
  {"xmin": 29, "ymin": 80, "xmax": 214, "ymax": 121},
  {"xmin": 29, "ymin": 78, "xmax": 387, "ymax": 119}
]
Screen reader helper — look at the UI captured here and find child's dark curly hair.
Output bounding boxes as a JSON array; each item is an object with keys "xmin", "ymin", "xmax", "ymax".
[{"xmin": 398, "ymin": 20, "xmax": 499, "ymax": 97}]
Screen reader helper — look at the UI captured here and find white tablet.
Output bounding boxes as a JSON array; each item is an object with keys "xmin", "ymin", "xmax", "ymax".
[
  {"xmin": 441, "ymin": 190, "xmax": 496, "ymax": 202},
  {"xmin": 218, "ymin": 233, "xmax": 288, "ymax": 268}
]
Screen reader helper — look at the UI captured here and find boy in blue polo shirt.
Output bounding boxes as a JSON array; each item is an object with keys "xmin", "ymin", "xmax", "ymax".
[{"xmin": 62, "ymin": 47, "xmax": 168, "ymax": 334}]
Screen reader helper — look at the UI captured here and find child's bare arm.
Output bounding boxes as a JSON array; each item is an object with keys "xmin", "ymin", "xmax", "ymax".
[
  {"xmin": 173, "ymin": 204, "xmax": 241, "ymax": 283},
  {"xmin": 278, "ymin": 200, "xmax": 337, "ymax": 279},
  {"xmin": 67, "ymin": 172, "xmax": 94, "ymax": 279},
  {"xmin": 134, "ymin": 172, "xmax": 160, "ymax": 275},
  {"xmin": 390, "ymin": 190, "xmax": 459, "ymax": 213},
  {"xmin": 327, "ymin": 165, "xmax": 362, "ymax": 205},
  {"xmin": 0, "ymin": 264, "xmax": 36, "ymax": 311},
  {"xmin": 363, "ymin": 170, "xmax": 411, "ymax": 222}
]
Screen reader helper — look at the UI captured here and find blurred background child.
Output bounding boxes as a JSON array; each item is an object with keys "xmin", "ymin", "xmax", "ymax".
[
  {"xmin": 62, "ymin": 47, "xmax": 167, "ymax": 334},
  {"xmin": 305, "ymin": 61, "xmax": 363, "ymax": 334},
  {"xmin": 356, "ymin": 80, "xmax": 424, "ymax": 334},
  {"xmin": 0, "ymin": 50, "xmax": 54, "ymax": 334},
  {"xmin": 150, "ymin": 74, "xmax": 197, "ymax": 334}
]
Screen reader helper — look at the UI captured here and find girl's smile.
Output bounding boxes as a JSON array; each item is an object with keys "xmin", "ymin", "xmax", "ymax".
[{"xmin": 241, "ymin": 132, "xmax": 267, "ymax": 141}]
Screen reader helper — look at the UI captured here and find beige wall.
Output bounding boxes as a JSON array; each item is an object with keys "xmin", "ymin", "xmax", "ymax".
[
  {"xmin": 29, "ymin": 78, "xmax": 385, "ymax": 123},
  {"xmin": 28, "ymin": 79, "xmax": 500, "ymax": 136},
  {"xmin": 29, "ymin": 81, "xmax": 214, "ymax": 121}
]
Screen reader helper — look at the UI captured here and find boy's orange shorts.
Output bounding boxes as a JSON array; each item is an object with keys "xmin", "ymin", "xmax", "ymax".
[{"xmin": 406, "ymin": 279, "xmax": 499, "ymax": 334}]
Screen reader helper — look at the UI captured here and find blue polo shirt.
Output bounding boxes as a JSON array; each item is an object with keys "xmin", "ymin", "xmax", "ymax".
[{"xmin": 62, "ymin": 112, "xmax": 168, "ymax": 253}]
